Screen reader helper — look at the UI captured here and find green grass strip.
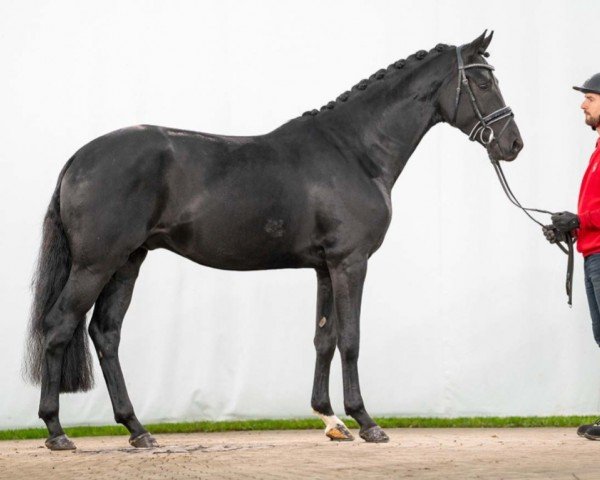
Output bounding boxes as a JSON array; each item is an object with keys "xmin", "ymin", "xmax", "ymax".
[{"xmin": 0, "ymin": 416, "xmax": 594, "ymax": 441}]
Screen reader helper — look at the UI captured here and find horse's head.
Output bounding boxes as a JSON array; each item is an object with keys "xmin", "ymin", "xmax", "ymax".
[{"xmin": 439, "ymin": 31, "xmax": 523, "ymax": 161}]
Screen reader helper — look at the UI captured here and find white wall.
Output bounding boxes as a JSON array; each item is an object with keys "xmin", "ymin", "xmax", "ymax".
[{"xmin": 2, "ymin": 0, "xmax": 600, "ymax": 430}]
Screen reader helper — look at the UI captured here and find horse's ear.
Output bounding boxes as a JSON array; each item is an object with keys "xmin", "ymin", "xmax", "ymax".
[
  {"xmin": 466, "ymin": 30, "xmax": 493, "ymax": 57},
  {"xmin": 480, "ymin": 30, "xmax": 494, "ymax": 53}
]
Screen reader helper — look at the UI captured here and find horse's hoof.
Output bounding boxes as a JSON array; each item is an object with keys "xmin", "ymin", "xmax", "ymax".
[
  {"xmin": 45, "ymin": 434, "xmax": 76, "ymax": 451},
  {"xmin": 326, "ymin": 423, "xmax": 355, "ymax": 441},
  {"xmin": 129, "ymin": 432, "xmax": 159, "ymax": 448},
  {"xmin": 359, "ymin": 425, "xmax": 389, "ymax": 443}
]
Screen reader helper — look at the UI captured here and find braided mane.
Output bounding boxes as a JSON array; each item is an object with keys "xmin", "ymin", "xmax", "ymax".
[{"xmin": 301, "ymin": 43, "xmax": 451, "ymax": 117}]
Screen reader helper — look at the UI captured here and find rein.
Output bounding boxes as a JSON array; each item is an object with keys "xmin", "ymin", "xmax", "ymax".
[
  {"xmin": 491, "ymin": 159, "xmax": 574, "ymax": 306},
  {"xmin": 453, "ymin": 46, "xmax": 575, "ymax": 306}
]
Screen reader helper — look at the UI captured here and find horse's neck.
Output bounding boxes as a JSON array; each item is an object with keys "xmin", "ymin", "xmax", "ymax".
[
  {"xmin": 317, "ymin": 69, "xmax": 445, "ymax": 191},
  {"xmin": 360, "ymin": 100, "xmax": 440, "ymax": 190}
]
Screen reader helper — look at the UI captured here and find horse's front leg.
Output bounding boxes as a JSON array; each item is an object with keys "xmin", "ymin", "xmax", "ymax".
[
  {"xmin": 327, "ymin": 255, "xmax": 389, "ymax": 443},
  {"xmin": 311, "ymin": 269, "xmax": 354, "ymax": 441}
]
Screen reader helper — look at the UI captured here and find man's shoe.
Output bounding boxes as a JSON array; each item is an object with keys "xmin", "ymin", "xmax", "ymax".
[
  {"xmin": 578, "ymin": 418, "xmax": 600, "ymax": 437},
  {"xmin": 583, "ymin": 424, "xmax": 600, "ymax": 440}
]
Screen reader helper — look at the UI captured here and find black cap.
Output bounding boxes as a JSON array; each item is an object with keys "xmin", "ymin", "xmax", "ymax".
[{"xmin": 573, "ymin": 73, "xmax": 600, "ymax": 94}]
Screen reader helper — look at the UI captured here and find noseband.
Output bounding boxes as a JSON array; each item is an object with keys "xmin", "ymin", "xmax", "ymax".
[{"xmin": 451, "ymin": 46, "xmax": 514, "ymax": 146}]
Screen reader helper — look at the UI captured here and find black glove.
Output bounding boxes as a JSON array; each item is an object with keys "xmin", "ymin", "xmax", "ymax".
[
  {"xmin": 542, "ymin": 225, "xmax": 566, "ymax": 244},
  {"xmin": 551, "ymin": 211, "xmax": 580, "ymax": 232}
]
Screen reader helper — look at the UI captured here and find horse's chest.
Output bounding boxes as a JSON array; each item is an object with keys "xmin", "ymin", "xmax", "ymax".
[{"xmin": 314, "ymin": 179, "xmax": 392, "ymax": 255}]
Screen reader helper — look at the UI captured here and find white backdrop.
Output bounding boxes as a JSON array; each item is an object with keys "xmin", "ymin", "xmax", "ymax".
[{"xmin": 2, "ymin": 0, "xmax": 600, "ymax": 430}]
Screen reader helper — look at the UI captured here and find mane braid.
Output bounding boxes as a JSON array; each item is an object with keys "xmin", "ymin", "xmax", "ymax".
[{"xmin": 301, "ymin": 43, "xmax": 451, "ymax": 118}]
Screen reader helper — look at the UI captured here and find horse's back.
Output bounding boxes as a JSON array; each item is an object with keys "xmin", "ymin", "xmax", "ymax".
[
  {"xmin": 59, "ymin": 125, "xmax": 324, "ymax": 270},
  {"xmin": 150, "ymin": 126, "xmax": 325, "ymax": 269}
]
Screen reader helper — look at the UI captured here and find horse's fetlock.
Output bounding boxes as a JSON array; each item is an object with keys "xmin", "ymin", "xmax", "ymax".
[
  {"xmin": 344, "ymin": 401, "xmax": 365, "ymax": 417},
  {"xmin": 38, "ymin": 406, "xmax": 58, "ymax": 422},
  {"xmin": 311, "ymin": 400, "xmax": 334, "ymax": 416},
  {"xmin": 114, "ymin": 410, "xmax": 135, "ymax": 425}
]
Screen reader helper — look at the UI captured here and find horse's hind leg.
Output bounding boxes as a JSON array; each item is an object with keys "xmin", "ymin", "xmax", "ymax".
[
  {"xmin": 88, "ymin": 248, "xmax": 157, "ymax": 448},
  {"xmin": 311, "ymin": 269, "xmax": 354, "ymax": 441},
  {"xmin": 39, "ymin": 266, "xmax": 113, "ymax": 450}
]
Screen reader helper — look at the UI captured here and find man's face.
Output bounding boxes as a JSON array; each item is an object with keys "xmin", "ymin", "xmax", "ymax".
[{"xmin": 581, "ymin": 93, "xmax": 600, "ymax": 128}]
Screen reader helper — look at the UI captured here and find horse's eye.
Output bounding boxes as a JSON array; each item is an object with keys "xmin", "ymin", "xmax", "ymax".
[{"xmin": 478, "ymin": 83, "xmax": 490, "ymax": 90}]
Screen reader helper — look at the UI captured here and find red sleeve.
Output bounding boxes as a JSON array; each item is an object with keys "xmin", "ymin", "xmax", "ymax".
[{"xmin": 579, "ymin": 210, "xmax": 600, "ymax": 230}]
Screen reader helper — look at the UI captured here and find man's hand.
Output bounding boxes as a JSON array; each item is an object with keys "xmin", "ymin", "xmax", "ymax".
[
  {"xmin": 542, "ymin": 225, "xmax": 566, "ymax": 244},
  {"xmin": 551, "ymin": 211, "xmax": 580, "ymax": 232}
]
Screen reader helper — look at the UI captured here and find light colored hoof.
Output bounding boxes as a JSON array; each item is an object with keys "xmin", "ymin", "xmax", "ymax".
[
  {"xmin": 326, "ymin": 423, "xmax": 355, "ymax": 441},
  {"xmin": 45, "ymin": 434, "xmax": 76, "ymax": 451},
  {"xmin": 129, "ymin": 432, "xmax": 159, "ymax": 448}
]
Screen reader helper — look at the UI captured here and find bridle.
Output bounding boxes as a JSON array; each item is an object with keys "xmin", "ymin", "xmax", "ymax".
[
  {"xmin": 451, "ymin": 45, "xmax": 514, "ymax": 146},
  {"xmin": 452, "ymin": 45, "xmax": 575, "ymax": 306}
]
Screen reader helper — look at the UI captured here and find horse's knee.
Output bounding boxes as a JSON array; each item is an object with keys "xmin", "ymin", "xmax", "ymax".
[
  {"xmin": 314, "ymin": 334, "xmax": 336, "ymax": 359},
  {"xmin": 337, "ymin": 341, "xmax": 359, "ymax": 363}
]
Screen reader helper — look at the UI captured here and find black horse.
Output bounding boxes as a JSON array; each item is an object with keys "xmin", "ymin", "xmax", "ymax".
[{"xmin": 25, "ymin": 31, "xmax": 522, "ymax": 450}]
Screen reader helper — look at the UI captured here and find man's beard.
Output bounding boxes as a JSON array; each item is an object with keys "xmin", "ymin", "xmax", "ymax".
[{"xmin": 585, "ymin": 113, "xmax": 600, "ymax": 130}]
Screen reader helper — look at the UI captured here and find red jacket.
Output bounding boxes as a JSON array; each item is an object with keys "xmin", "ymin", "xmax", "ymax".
[{"xmin": 577, "ymin": 138, "xmax": 600, "ymax": 257}]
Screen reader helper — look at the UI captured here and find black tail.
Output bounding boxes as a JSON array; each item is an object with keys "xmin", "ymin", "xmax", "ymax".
[{"xmin": 24, "ymin": 156, "xmax": 95, "ymax": 393}]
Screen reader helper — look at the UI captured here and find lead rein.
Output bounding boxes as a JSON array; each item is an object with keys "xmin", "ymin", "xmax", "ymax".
[{"xmin": 490, "ymin": 159, "xmax": 574, "ymax": 306}]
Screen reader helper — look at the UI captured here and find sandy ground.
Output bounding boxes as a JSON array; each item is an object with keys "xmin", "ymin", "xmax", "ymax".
[{"xmin": 0, "ymin": 428, "xmax": 599, "ymax": 479}]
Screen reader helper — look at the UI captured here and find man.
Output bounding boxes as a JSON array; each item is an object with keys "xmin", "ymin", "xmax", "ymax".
[{"xmin": 544, "ymin": 73, "xmax": 600, "ymax": 440}]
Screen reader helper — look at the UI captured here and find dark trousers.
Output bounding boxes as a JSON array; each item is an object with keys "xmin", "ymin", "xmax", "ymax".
[{"xmin": 584, "ymin": 253, "xmax": 600, "ymax": 347}]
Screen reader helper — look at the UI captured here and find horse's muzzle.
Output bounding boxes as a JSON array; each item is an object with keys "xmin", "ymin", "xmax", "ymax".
[{"xmin": 487, "ymin": 134, "xmax": 523, "ymax": 162}]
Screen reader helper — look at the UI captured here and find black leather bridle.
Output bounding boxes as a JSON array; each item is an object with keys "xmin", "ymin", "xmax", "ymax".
[
  {"xmin": 453, "ymin": 45, "xmax": 574, "ymax": 306},
  {"xmin": 452, "ymin": 45, "xmax": 514, "ymax": 146}
]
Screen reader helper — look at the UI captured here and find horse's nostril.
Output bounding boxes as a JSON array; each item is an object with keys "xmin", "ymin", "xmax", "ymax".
[{"xmin": 511, "ymin": 139, "xmax": 523, "ymax": 152}]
